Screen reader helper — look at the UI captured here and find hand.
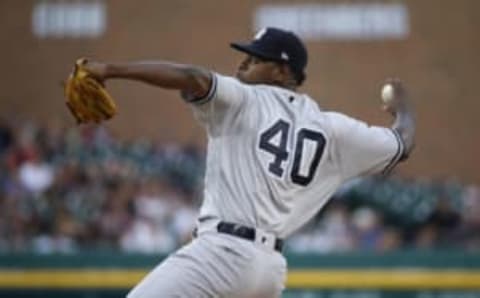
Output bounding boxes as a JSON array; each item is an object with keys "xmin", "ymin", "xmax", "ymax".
[
  {"xmin": 79, "ymin": 58, "xmax": 109, "ymax": 83},
  {"xmin": 381, "ymin": 78, "xmax": 408, "ymax": 115}
]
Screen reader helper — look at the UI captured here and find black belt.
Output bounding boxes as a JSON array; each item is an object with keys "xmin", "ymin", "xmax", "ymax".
[{"xmin": 216, "ymin": 221, "xmax": 283, "ymax": 253}]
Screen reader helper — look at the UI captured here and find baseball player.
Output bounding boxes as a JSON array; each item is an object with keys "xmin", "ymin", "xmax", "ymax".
[{"xmin": 84, "ymin": 27, "xmax": 415, "ymax": 298}]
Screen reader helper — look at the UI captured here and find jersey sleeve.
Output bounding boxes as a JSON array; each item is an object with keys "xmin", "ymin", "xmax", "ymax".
[
  {"xmin": 326, "ymin": 112, "xmax": 405, "ymax": 180},
  {"xmin": 182, "ymin": 73, "xmax": 251, "ymax": 129}
]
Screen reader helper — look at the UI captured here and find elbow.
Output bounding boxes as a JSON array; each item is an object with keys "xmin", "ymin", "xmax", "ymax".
[
  {"xmin": 401, "ymin": 139, "xmax": 415, "ymax": 161},
  {"xmin": 393, "ymin": 112, "xmax": 416, "ymax": 162},
  {"xmin": 399, "ymin": 129, "xmax": 415, "ymax": 162}
]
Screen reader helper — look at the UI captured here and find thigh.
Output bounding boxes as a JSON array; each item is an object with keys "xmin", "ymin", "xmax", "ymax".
[
  {"xmin": 244, "ymin": 246, "xmax": 287, "ymax": 298},
  {"xmin": 210, "ymin": 234, "xmax": 287, "ymax": 298},
  {"xmin": 127, "ymin": 234, "xmax": 287, "ymax": 298},
  {"xmin": 126, "ymin": 240, "xmax": 217, "ymax": 298}
]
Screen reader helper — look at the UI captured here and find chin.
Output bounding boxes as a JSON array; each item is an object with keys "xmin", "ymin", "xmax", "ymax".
[
  {"xmin": 235, "ymin": 71, "xmax": 246, "ymax": 82},
  {"xmin": 236, "ymin": 73, "xmax": 255, "ymax": 85}
]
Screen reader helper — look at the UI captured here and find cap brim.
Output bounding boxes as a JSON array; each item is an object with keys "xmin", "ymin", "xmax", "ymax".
[{"xmin": 230, "ymin": 42, "xmax": 282, "ymax": 62}]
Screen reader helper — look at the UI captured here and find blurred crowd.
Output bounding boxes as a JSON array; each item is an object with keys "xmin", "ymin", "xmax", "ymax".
[
  {"xmin": 0, "ymin": 118, "xmax": 479, "ymax": 254},
  {"xmin": 0, "ymin": 118, "xmax": 203, "ymax": 254}
]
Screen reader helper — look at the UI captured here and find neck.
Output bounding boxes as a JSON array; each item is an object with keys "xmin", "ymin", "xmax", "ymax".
[{"xmin": 272, "ymin": 80, "xmax": 297, "ymax": 91}]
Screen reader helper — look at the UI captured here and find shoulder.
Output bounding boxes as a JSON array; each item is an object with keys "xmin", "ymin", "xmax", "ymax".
[
  {"xmin": 254, "ymin": 84, "xmax": 309, "ymax": 106},
  {"xmin": 207, "ymin": 73, "xmax": 256, "ymax": 106},
  {"xmin": 322, "ymin": 111, "xmax": 369, "ymax": 138},
  {"xmin": 324, "ymin": 111, "xmax": 361, "ymax": 127}
]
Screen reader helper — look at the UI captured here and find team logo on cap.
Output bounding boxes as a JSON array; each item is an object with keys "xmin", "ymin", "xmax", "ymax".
[{"xmin": 254, "ymin": 28, "xmax": 267, "ymax": 40}]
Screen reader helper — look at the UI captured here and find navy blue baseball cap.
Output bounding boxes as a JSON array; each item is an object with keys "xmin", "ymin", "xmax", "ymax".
[{"xmin": 231, "ymin": 27, "xmax": 308, "ymax": 83}]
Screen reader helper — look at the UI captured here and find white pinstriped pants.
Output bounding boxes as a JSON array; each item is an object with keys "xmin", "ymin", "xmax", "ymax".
[{"xmin": 126, "ymin": 230, "xmax": 286, "ymax": 298}]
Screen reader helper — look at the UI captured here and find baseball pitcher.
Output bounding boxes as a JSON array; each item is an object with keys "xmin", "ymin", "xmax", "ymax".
[{"xmin": 81, "ymin": 27, "xmax": 415, "ymax": 298}]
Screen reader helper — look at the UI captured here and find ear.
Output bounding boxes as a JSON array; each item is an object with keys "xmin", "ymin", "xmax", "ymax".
[
  {"xmin": 279, "ymin": 64, "xmax": 297, "ymax": 86},
  {"xmin": 272, "ymin": 64, "xmax": 291, "ymax": 81}
]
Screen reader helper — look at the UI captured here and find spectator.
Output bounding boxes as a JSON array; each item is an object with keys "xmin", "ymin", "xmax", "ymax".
[
  {"xmin": 18, "ymin": 148, "xmax": 54, "ymax": 195},
  {"xmin": 0, "ymin": 119, "xmax": 478, "ymax": 253},
  {"xmin": 351, "ymin": 207, "xmax": 384, "ymax": 250},
  {"xmin": 120, "ymin": 178, "xmax": 178, "ymax": 253},
  {"xmin": 424, "ymin": 196, "xmax": 461, "ymax": 247},
  {"xmin": 459, "ymin": 186, "xmax": 480, "ymax": 251},
  {"xmin": 0, "ymin": 117, "xmax": 13, "ymax": 153}
]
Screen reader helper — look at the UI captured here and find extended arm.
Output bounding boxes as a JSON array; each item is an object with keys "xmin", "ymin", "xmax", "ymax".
[
  {"xmin": 383, "ymin": 79, "xmax": 416, "ymax": 159},
  {"xmin": 83, "ymin": 60, "xmax": 212, "ymax": 99}
]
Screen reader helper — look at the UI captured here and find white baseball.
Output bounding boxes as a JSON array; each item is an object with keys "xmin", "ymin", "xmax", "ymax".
[{"xmin": 381, "ymin": 84, "xmax": 394, "ymax": 103}]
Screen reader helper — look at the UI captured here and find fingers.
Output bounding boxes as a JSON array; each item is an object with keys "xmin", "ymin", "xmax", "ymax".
[
  {"xmin": 381, "ymin": 103, "xmax": 395, "ymax": 115},
  {"xmin": 380, "ymin": 78, "xmax": 410, "ymax": 117},
  {"xmin": 383, "ymin": 78, "xmax": 406, "ymax": 98}
]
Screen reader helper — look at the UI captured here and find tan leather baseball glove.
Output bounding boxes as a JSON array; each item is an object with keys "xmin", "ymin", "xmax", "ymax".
[{"xmin": 64, "ymin": 58, "xmax": 117, "ymax": 124}]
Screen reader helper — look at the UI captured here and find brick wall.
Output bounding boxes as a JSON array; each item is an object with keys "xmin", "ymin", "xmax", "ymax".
[{"xmin": 1, "ymin": 0, "xmax": 479, "ymax": 183}]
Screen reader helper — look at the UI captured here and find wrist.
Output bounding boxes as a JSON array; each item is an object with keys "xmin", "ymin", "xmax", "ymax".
[{"xmin": 104, "ymin": 63, "xmax": 114, "ymax": 80}]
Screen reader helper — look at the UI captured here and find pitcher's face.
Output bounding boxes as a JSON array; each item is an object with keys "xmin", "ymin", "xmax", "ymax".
[{"xmin": 235, "ymin": 55, "xmax": 284, "ymax": 86}]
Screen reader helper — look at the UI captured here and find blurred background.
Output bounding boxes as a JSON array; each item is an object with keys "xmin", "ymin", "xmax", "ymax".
[{"xmin": 0, "ymin": 0, "xmax": 479, "ymax": 297}]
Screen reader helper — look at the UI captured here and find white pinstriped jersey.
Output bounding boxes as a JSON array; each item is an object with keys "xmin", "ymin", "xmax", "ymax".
[{"xmin": 185, "ymin": 73, "xmax": 404, "ymax": 238}]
